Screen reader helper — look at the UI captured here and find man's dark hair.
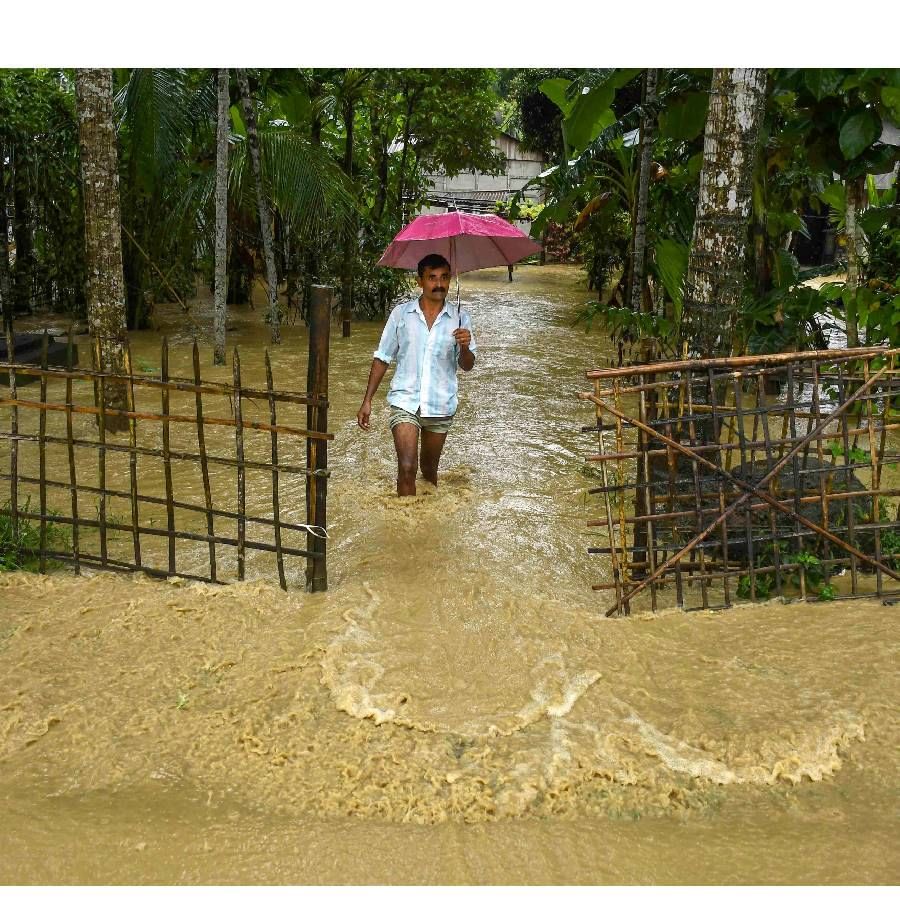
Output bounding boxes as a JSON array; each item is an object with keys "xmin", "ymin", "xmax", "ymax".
[{"xmin": 417, "ymin": 254, "xmax": 451, "ymax": 277}]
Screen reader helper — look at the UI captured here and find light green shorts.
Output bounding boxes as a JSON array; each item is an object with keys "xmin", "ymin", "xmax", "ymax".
[{"xmin": 388, "ymin": 405, "xmax": 455, "ymax": 434}]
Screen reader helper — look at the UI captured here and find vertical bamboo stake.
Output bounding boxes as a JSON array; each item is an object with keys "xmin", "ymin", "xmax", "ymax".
[
  {"xmin": 708, "ymin": 367, "xmax": 731, "ymax": 608},
  {"xmin": 233, "ymin": 347, "xmax": 246, "ymax": 580},
  {"xmin": 733, "ymin": 373, "xmax": 756, "ymax": 602},
  {"xmin": 123, "ymin": 342, "xmax": 141, "ymax": 568},
  {"xmin": 65, "ymin": 328, "xmax": 80, "ymax": 574},
  {"xmin": 193, "ymin": 342, "xmax": 216, "ymax": 582},
  {"xmin": 38, "ymin": 331, "xmax": 49, "ymax": 573},
  {"xmin": 756, "ymin": 371, "xmax": 783, "ymax": 597},
  {"xmin": 306, "ymin": 285, "xmax": 331, "ymax": 592},
  {"xmin": 5, "ymin": 323, "xmax": 18, "ymax": 549},
  {"xmin": 92, "ymin": 337, "xmax": 108, "ymax": 566},
  {"xmin": 863, "ymin": 359, "xmax": 882, "ymax": 597},
  {"xmin": 265, "ymin": 350, "xmax": 286, "ymax": 590},
  {"xmin": 612, "ymin": 378, "xmax": 628, "ymax": 613},
  {"xmin": 785, "ymin": 365, "xmax": 806, "ymax": 598},
  {"xmin": 637, "ymin": 374, "xmax": 657, "ymax": 612},
  {"xmin": 596, "ymin": 381, "xmax": 623, "ymax": 614},
  {"xmin": 661, "ymin": 383, "xmax": 684, "ymax": 608},
  {"xmin": 684, "ymin": 374, "xmax": 709, "ymax": 609},
  {"xmin": 161, "ymin": 338, "xmax": 176, "ymax": 575},
  {"xmin": 812, "ymin": 365, "xmax": 831, "ymax": 588}
]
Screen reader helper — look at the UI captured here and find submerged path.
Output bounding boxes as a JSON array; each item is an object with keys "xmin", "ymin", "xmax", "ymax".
[{"xmin": 0, "ymin": 265, "xmax": 898, "ymax": 883}]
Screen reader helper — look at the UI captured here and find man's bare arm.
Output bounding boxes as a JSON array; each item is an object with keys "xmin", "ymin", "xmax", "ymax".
[
  {"xmin": 357, "ymin": 358, "xmax": 390, "ymax": 430},
  {"xmin": 453, "ymin": 328, "xmax": 475, "ymax": 372}
]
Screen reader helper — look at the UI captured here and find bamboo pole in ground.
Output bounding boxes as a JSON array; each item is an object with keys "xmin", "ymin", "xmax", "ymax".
[
  {"xmin": 92, "ymin": 337, "xmax": 108, "ymax": 565},
  {"xmin": 161, "ymin": 339, "xmax": 176, "ymax": 575},
  {"xmin": 5, "ymin": 323, "xmax": 18, "ymax": 550},
  {"xmin": 123, "ymin": 342, "xmax": 141, "ymax": 568},
  {"xmin": 39, "ymin": 332, "xmax": 48, "ymax": 573},
  {"xmin": 65, "ymin": 328, "xmax": 80, "ymax": 573},
  {"xmin": 233, "ymin": 348, "xmax": 246, "ymax": 580},
  {"xmin": 306, "ymin": 285, "xmax": 331, "ymax": 592},
  {"xmin": 193, "ymin": 342, "xmax": 216, "ymax": 582},
  {"xmin": 265, "ymin": 350, "xmax": 286, "ymax": 590}
]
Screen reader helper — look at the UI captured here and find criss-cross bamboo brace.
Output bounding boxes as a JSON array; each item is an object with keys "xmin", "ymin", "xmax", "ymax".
[{"xmin": 580, "ymin": 360, "xmax": 900, "ymax": 614}]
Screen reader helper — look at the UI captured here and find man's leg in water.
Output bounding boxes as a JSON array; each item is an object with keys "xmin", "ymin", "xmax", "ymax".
[
  {"xmin": 419, "ymin": 429, "xmax": 449, "ymax": 487},
  {"xmin": 392, "ymin": 422, "xmax": 419, "ymax": 496}
]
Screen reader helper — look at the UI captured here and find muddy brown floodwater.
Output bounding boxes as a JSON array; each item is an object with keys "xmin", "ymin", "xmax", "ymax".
[{"xmin": 1, "ymin": 265, "xmax": 898, "ymax": 884}]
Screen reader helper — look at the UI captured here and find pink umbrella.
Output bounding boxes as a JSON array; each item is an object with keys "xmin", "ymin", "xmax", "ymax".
[{"xmin": 377, "ymin": 211, "xmax": 542, "ymax": 276}]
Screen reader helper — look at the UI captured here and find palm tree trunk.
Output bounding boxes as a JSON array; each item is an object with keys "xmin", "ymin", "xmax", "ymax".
[
  {"xmin": 683, "ymin": 68, "xmax": 767, "ymax": 358},
  {"xmin": 395, "ymin": 87, "xmax": 415, "ymax": 223},
  {"xmin": 372, "ymin": 111, "xmax": 390, "ymax": 224},
  {"xmin": 340, "ymin": 97, "xmax": 355, "ymax": 338},
  {"xmin": 214, "ymin": 68, "xmax": 229, "ymax": 365},
  {"xmin": 236, "ymin": 70, "xmax": 281, "ymax": 345},
  {"xmin": 0, "ymin": 146, "xmax": 12, "ymax": 331},
  {"xmin": 75, "ymin": 68, "xmax": 129, "ymax": 427},
  {"xmin": 844, "ymin": 175, "xmax": 865, "ymax": 348},
  {"xmin": 12, "ymin": 144, "xmax": 33, "ymax": 314},
  {"xmin": 630, "ymin": 68, "xmax": 658, "ymax": 315}
]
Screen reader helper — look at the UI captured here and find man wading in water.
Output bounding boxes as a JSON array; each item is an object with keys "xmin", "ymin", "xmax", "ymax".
[{"xmin": 357, "ymin": 254, "xmax": 476, "ymax": 496}]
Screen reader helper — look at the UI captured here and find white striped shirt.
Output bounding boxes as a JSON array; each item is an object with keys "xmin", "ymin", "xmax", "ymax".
[{"xmin": 374, "ymin": 298, "xmax": 477, "ymax": 417}]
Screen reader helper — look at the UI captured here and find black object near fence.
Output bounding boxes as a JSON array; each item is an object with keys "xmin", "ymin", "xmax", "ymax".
[
  {"xmin": 1, "ymin": 286, "xmax": 334, "ymax": 592},
  {"xmin": 580, "ymin": 347, "xmax": 900, "ymax": 615}
]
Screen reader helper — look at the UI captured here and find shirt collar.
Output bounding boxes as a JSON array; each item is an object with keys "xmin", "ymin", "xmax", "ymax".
[{"xmin": 409, "ymin": 297, "xmax": 453, "ymax": 322}]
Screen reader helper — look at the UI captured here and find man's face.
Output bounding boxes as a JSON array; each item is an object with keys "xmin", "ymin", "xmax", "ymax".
[{"xmin": 417, "ymin": 265, "xmax": 451, "ymax": 302}]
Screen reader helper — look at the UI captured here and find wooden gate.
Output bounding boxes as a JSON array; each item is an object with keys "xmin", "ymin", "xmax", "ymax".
[{"xmin": 580, "ymin": 348, "xmax": 900, "ymax": 615}]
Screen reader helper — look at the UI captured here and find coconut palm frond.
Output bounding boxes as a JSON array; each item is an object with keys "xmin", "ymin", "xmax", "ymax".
[
  {"xmin": 231, "ymin": 130, "xmax": 356, "ymax": 238},
  {"xmin": 116, "ymin": 68, "xmax": 197, "ymax": 182},
  {"xmin": 163, "ymin": 164, "xmax": 216, "ymax": 246}
]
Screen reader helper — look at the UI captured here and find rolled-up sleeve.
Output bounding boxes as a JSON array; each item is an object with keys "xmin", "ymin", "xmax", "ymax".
[{"xmin": 374, "ymin": 306, "xmax": 400, "ymax": 364}]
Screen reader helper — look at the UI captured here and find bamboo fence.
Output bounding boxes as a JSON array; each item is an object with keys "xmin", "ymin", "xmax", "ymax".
[
  {"xmin": 580, "ymin": 347, "xmax": 900, "ymax": 615},
  {"xmin": 1, "ymin": 295, "xmax": 334, "ymax": 591}
]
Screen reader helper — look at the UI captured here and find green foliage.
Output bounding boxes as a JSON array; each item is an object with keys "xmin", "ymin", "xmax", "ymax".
[
  {"xmin": 0, "ymin": 499, "xmax": 70, "ymax": 572},
  {"xmin": 839, "ymin": 108, "xmax": 883, "ymax": 160},
  {"xmin": 819, "ymin": 280, "xmax": 900, "ymax": 347},
  {"xmin": 736, "ymin": 543, "xmax": 828, "ymax": 601},
  {"xmin": 0, "ymin": 69, "xmax": 86, "ymax": 314},
  {"xmin": 651, "ymin": 238, "xmax": 688, "ymax": 319},
  {"xmin": 494, "ymin": 198, "xmax": 544, "ymax": 222},
  {"xmin": 657, "ymin": 91, "xmax": 708, "ymax": 142}
]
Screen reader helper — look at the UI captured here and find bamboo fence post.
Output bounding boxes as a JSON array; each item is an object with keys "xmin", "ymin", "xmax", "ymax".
[
  {"xmin": 785, "ymin": 364, "xmax": 807, "ymax": 598},
  {"xmin": 123, "ymin": 342, "xmax": 141, "ymax": 568},
  {"xmin": 233, "ymin": 347, "xmax": 246, "ymax": 580},
  {"xmin": 5, "ymin": 323, "xmax": 18, "ymax": 549},
  {"xmin": 811, "ymin": 364, "xmax": 832, "ymax": 585},
  {"xmin": 637, "ymin": 373, "xmax": 657, "ymax": 612},
  {"xmin": 265, "ymin": 349, "xmax": 286, "ymax": 590},
  {"xmin": 65, "ymin": 328, "xmax": 80, "ymax": 573},
  {"xmin": 595, "ymin": 380, "xmax": 623, "ymax": 613},
  {"xmin": 863, "ymin": 358, "xmax": 883, "ymax": 597},
  {"xmin": 160, "ymin": 339, "xmax": 176, "ymax": 575},
  {"xmin": 193, "ymin": 342, "xmax": 216, "ymax": 582},
  {"xmin": 92, "ymin": 337, "xmax": 108, "ymax": 565},
  {"xmin": 38, "ymin": 331, "xmax": 49, "ymax": 573},
  {"xmin": 708, "ymin": 367, "xmax": 731, "ymax": 607},
  {"xmin": 306, "ymin": 285, "xmax": 331, "ymax": 592},
  {"xmin": 732, "ymin": 373, "xmax": 757, "ymax": 601},
  {"xmin": 756, "ymin": 370, "xmax": 783, "ymax": 596},
  {"xmin": 684, "ymin": 373, "xmax": 709, "ymax": 609}
]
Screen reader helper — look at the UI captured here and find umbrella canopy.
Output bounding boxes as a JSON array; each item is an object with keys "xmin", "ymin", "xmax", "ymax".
[{"xmin": 377, "ymin": 211, "xmax": 542, "ymax": 276}]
